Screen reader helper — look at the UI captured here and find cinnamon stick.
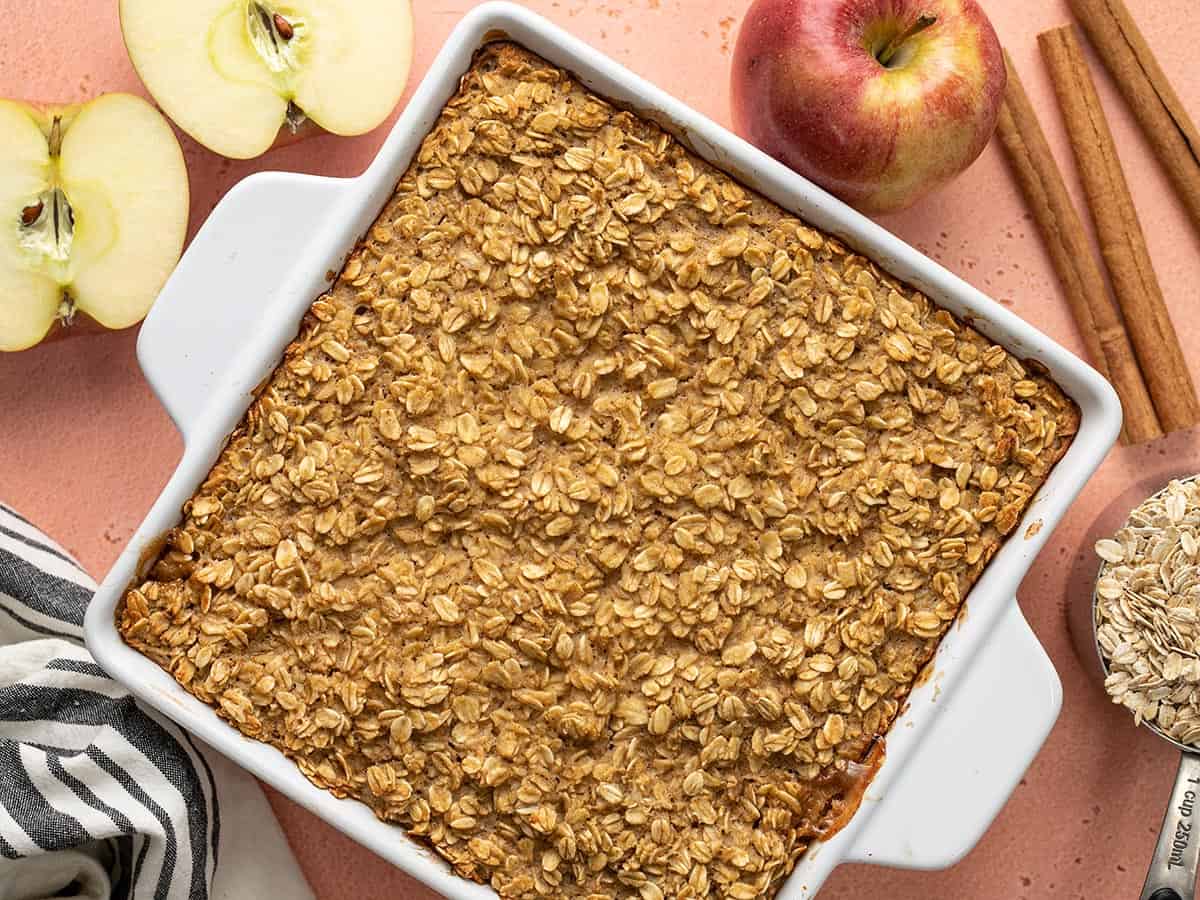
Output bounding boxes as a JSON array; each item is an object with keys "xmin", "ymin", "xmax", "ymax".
[
  {"xmin": 996, "ymin": 51, "xmax": 1161, "ymax": 445},
  {"xmin": 1039, "ymin": 26, "xmax": 1200, "ymax": 434},
  {"xmin": 1068, "ymin": 0, "xmax": 1200, "ymax": 235}
]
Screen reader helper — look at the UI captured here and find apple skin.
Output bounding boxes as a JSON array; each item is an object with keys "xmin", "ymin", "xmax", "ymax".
[{"xmin": 731, "ymin": 0, "xmax": 1006, "ymax": 214}]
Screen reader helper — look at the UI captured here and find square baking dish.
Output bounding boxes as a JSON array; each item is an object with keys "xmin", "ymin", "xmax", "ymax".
[{"xmin": 84, "ymin": 4, "xmax": 1122, "ymax": 897}]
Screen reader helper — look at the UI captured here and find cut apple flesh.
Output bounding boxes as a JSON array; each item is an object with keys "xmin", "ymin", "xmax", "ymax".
[
  {"xmin": 62, "ymin": 97, "xmax": 190, "ymax": 330},
  {"xmin": 0, "ymin": 95, "xmax": 189, "ymax": 352},
  {"xmin": 121, "ymin": 0, "xmax": 414, "ymax": 159},
  {"xmin": 0, "ymin": 101, "xmax": 60, "ymax": 352}
]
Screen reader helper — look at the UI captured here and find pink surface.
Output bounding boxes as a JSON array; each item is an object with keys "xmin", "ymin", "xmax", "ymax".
[{"xmin": 3, "ymin": 1, "xmax": 1200, "ymax": 898}]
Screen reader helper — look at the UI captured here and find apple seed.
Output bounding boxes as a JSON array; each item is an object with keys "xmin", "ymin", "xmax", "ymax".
[
  {"xmin": 272, "ymin": 13, "xmax": 294, "ymax": 41},
  {"xmin": 56, "ymin": 294, "xmax": 76, "ymax": 326},
  {"xmin": 20, "ymin": 201, "xmax": 43, "ymax": 227},
  {"xmin": 285, "ymin": 101, "xmax": 308, "ymax": 134}
]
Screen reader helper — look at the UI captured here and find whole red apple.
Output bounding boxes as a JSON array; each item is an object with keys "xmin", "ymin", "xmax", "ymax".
[{"xmin": 731, "ymin": 0, "xmax": 1005, "ymax": 214}]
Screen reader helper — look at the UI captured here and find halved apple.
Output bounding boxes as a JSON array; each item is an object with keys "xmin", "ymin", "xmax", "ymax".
[
  {"xmin": 120, "ymin": 0, "xmax": 415, "ymax": 159},
  {"xmin": 0, "ymin": 94, "xmax": 189, "ymax": 352}
]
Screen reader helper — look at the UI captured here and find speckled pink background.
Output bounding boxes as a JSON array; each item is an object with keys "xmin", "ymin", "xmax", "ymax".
[{"xmin": 3, "ymin": 1, "xmax": 1200, "ymax": 897}]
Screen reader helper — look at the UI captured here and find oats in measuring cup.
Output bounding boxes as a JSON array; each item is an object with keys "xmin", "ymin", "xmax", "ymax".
[{"xmin": 1096, "ymin": 479, "xmax": 1200, "ymax": 744}]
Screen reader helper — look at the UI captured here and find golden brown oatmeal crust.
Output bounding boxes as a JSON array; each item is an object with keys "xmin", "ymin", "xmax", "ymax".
[{"xmin": 119, "ymin": 41, "xmax": 1079, "ymax": 900}]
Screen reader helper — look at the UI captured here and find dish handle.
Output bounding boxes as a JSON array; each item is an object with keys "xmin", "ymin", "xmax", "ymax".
[
  {"xmin": 845, "ymin": 600, "xmax": 1062, "ymax": 870},
  {"xmin": 137, "ymin": 171, "xmax": 347, "ymax": 438}
]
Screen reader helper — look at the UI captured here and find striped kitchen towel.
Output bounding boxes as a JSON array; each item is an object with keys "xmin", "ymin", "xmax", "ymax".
[{"xmin": 0, "ymin": 503, "xmax": 314, "ymax": 900}]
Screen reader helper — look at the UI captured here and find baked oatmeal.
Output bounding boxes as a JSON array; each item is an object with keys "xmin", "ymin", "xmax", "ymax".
[{"xmin": 119, "ymin": 43, "xmax": 1078, "ymax": 899}]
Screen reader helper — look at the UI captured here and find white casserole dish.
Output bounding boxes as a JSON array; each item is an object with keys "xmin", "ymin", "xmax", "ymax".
[{"xmin": 84, "ymin": 4, "xmax": 1123, "ymax": 897}]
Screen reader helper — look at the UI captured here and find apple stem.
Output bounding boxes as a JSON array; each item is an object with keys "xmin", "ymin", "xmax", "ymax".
[
  {"xmin": 57, "ymin": 294, "xmax": 76, "ymax": 326},
  {"xmin": 285, "ymin": 102, "xmax": 308, "ymax": 134},
  {"xmin": 877, "ymin": 14, "xmax": 937, "ymax": 67},
  {"xmin": 48, "ymin": 116, "xmax": 63, "ymax": 158}
]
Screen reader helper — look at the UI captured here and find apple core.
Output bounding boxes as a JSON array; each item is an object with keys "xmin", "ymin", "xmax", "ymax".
[
  {"xmin": 246, "ymin": 3, "xmax": 304, "ymax": 74},
  {"xmin": 18, "ymin": 187, "xmax": 74, "ymax": 267},
  {"xmin": 15, "ymin": 116, "xmax": 76, "ymax": 310},
  {"xmin": 246, "ymin": 3, "xmax": 307, "ymax": 128}
]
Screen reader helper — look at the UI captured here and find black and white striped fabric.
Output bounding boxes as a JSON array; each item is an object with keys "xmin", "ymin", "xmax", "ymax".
[{"xmin": 0, "ymin": 503, "xmax": 312, "ymax": 900}]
